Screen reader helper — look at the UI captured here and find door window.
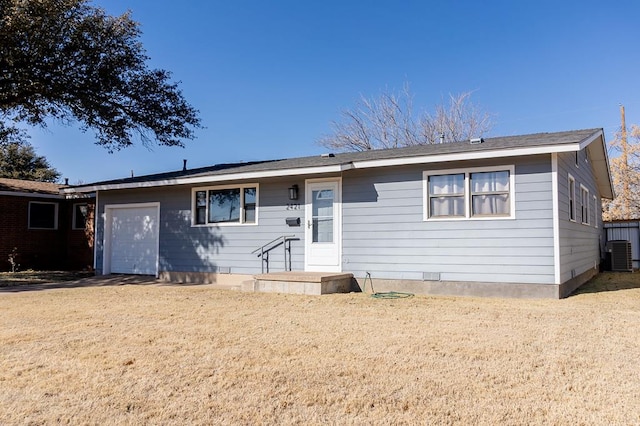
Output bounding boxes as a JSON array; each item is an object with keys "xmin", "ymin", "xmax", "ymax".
[{"xmin": 312, "ymin": 189, "xmax": 334, "ymax": 243}]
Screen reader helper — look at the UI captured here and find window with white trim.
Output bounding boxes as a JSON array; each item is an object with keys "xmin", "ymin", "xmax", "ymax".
[
  {"xmin": 568, "ymin": 174, "xmax": 576, "ymax": 222},
  {"xmin": 192, "ymin": 184, "xmax": 258, "ymax": 225},
  {"xmin": 580, "ymin": 185, "xmax": 589, "ymax": 225},
  {"xmin": 28, "ymin": 201, "xmax": 58, "ymax": 229},
  {"xmin": 427, "ymin": 173, "xmax": 465, "ymax": 217},
  {"xmin": 470, "ymin": 171, "xmax": 511, "ymax": 216},
  {"xmin": 424, "ymin": 166, "xmax": 514, "ymax": 220}
]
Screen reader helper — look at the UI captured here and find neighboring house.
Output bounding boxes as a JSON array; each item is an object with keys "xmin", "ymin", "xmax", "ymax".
[
  {"xmin": 64, "ymin": 128, "xmax": 613, "ymax": 298},
  {"xmin": 0, "ymin": 178, "xmax": 95, "ymax": 271}
]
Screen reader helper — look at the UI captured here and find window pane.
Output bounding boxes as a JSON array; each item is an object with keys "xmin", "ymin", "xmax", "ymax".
[
  {"xmin": 244, "ymin": 187, "xmax": 256, "ymax": 223},
  {"xmin": 429, "ymin": 174, "xmax": 464, "ymax": 195},
  {"xmin": 569, "ymin": 179, "xmax": 575, "ymax": 220},
  {"xmin": 472, "ymin": 171, "xmax": 509, "ymax": 193},
  {"xmin": 209, "ymin": 189, "xmax": 240, "ymax": 223},
  {"xmin": 472, "ymin": 194, "xmax": 510, "ymax": 215},
  {"xmin": 312, "ymin": 189, "xmax": 334, "ymax": 242},
  {"xmin": 195, "ymin": 191, "xmax": 207, "ymax": 207},
  {"xmin": 313, "ymin": 218, "xmax": 333, "ymax": 243},
  {"xmin": 196, "ymin": 207, "xmax": 207, "ymax": 225},
  {"xmin": 312, "ymin": 189, "xmax": 333, "ymax": 217},
  {"xmin": 30, "ymin": 203, "xmax": 57, "ymax": 229},
  {"xmin": 430, "ymin": 196, "xmax": 465, "ymax": 217},
  {"xmin": 74, "ymin": 204, "xmax": 88, "ymax": 229}
]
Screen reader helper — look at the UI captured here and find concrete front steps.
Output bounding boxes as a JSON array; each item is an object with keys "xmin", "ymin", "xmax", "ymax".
[{"xmin": 243, "ymin": 271, "xmax": 354, "ymax": 295}]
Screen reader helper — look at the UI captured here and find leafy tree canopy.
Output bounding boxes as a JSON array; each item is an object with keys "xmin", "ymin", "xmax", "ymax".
[
  {"xmin": 0, "ymin": 0, "xmax": 201, "ymax": 152},
  {"xmin": 0, "ymin": 140, "xmax": 60, "ymax": 182}
]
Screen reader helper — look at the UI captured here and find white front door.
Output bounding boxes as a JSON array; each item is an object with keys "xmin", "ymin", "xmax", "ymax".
[{"xmin": 305, "ymin": 179, "xmax": 341, "ymax": 272}]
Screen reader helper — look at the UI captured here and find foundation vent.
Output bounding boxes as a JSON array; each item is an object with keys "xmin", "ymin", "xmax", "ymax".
[{"xmin": 423, "ymin": 272, "xmax": 441, "ymax": 281}]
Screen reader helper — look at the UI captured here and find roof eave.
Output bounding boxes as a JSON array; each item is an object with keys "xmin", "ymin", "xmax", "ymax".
[
  {"xmin": 63, "ymin": 129, "xmax": 615, "ymax": 196},
  {"xmin": 62, "ymin": 163, "xmax": 355, "ymax": 193}
]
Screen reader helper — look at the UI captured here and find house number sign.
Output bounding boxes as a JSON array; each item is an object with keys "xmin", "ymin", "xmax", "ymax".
[{"xmin": 286, "ymin": 203, "xmax": 301, "ymax": 210}]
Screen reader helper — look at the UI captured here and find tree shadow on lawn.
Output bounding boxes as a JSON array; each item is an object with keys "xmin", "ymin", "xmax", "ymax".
[
  {"xmin": 571, "ymin": 271, "xmax": 640, "ymax": 295},
  {"xmin": 0, "ymin": 273, "xmax": 183, "ymax": 293}
]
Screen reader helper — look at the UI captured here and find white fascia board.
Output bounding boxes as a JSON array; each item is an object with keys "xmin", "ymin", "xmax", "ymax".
[
  {"xmin": 577, "ymin": 129, "xmax": 604, "ymax": 150},
  {"xmin": 0, "ymin": 190, "xmax": 64, "ymax": 199},
  {"xmin": 351, "ymin": 144, "xmax": 581, "ymax": 169},
  {"xmin": 62, "ymin": 163, "xmax": 353, "ymax": 193}
]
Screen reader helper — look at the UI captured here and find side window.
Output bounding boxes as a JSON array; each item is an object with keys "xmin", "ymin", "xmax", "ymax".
[
  {"xmin": 568, "ymin": 175, "xmax": 576, "ymax": 222},
  {"xmin": 29, "ymin": 201, "xmax": 58, "ymax": 230},
  {"xmin": 580, "ymin": 186, "xmax": 589, "ymax": 225}
]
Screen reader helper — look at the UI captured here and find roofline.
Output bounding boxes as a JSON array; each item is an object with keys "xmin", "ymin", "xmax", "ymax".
[
  {"xmin": 63, "ymin": 129, "xmax": 610, "ymax": 194},
  {"xmin": 62, "ymin": 163, "xmax": 354, "ymax": 193},
  {"xmin": 352, "ymin": 141, "xmax": 582, "ymax": 169},
  {"xmin": 0, "ymin": 190, "xmax": 64, "ymax": 199}
]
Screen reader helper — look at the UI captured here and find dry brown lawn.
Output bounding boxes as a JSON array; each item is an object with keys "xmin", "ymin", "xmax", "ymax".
[{"xmin": 0, "ymin": 273, "xmax": 639, "ymax": 425}]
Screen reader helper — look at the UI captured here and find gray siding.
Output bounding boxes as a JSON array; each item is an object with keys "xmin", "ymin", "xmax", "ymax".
[
  {"xmin": 341, "ymin": 155, "xmax": 556, "ymax": 284},
  {"xmin": 93, "ymin": 153, "xmax": 591, "ymax": 287},
  {"xmin": 556, "ymin": 150, "xmax": 603, "ymax": 282},
  {"xmin": 96, "ymin": 179, "xmax": 307, "ymax": 275}
]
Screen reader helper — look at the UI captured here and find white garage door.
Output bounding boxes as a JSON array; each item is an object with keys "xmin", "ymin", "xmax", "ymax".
[{"xmin": 107, "ymin": 204, "xmax": 159, "ymax": 275}]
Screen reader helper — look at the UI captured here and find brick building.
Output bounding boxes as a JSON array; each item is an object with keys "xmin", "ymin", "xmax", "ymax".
[{"xmin": 0, "ymin": 178, "xmax": 94, "ymax": 271}]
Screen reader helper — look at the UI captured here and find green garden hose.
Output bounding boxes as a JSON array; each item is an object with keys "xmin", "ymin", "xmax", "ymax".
[{"xmin": 363, "ymin": 272, "xmax": 414, "ymax": 299}]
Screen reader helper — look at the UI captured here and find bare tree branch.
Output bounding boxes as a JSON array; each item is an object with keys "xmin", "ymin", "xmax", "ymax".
[{"xmin": 318, "ymin": 85, "xmax": 492, "ymax": 151}]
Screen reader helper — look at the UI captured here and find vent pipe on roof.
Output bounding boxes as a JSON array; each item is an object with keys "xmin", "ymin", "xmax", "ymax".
[
  {"xmin": 470, "ymin": 137, "xmax": 484, "ymax": 144},
  {"xmin": 64, "ymin": 178, "xmax": 69, "ymax": 185},
  {"xmin": 439, "ymin": 133, "xmax": 445, "ymax": 144},
  {"xmin": 183, "ymin": 159, "xmax": 187, "ymax": 171}
]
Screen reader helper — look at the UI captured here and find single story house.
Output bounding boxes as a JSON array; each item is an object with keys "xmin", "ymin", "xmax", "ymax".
[
  {"xmin": 64, "ymin": 128, "xmax": 613, "ymax": 298},
  {"xmin": 0, "ymin": 178, "xmax": 95, "ymax": 271}
]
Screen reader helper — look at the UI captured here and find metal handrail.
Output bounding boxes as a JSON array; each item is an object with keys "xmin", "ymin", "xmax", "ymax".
[{"xmin": 251, "ymin": 235, "xmax": 297, "ymax": 273}]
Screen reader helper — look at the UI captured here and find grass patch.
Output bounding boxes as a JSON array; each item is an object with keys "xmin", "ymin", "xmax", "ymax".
[
  {"xmin": 0, "ymin": 270, "xmax": 94, "ymax": 287},
  {"xmin": 0, "ymin": 272, "xmax": 639, "ymax": 424}
]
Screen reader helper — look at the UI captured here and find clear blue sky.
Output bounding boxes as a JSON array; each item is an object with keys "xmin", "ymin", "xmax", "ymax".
[{"xmin": 29, "ymin": 0, "xmax": 640, "ymax": 183}]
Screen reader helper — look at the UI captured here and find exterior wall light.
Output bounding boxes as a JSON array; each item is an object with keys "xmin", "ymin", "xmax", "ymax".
[{"xmin": 288, "ymin": 184, "xmax": 299, "ymax": 200}]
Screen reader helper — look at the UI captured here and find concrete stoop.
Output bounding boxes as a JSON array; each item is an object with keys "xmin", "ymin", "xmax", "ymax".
[{"xmin": 250, "ymin": 272, "xmax": 353, "ymax": 295}]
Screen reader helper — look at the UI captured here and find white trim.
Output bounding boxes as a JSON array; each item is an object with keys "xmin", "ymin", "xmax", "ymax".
[
  {"xmin": 423, "ymin": 165, "xmax": 515, "ymax": 221},
  {"xmin": 580, "ymin": 184, "xmax": 590, "ymax": 225},
  {"xmin": 191, "ymin": 183, "xmax": 259, "ymax": 226},
  {"xmin": 28, "ymin": 201, "xmax": 59, "ymax": 230},
  {"xmin": 93, "ymin": 191, "xmax": 99, "ymax": 271},
  {"xmin": 0, "ymin": 190, "xmax": 63, "ymax": 199},
  {"xmin": 568, "ymin": 174, "xmax": 576, "ymax": 222},
  {"xmin": 304, "ymin": 177, "xmax": 342, "ymax": 272},
  {"xmin": 593, "ymin": 195, "xmax": 598, "ymax": 228},
  {"xmin": 577, "ymin": 129, "xmax": 604, "ymax": 150},
  {"xmin": 63, "ymin": 138, "xmax": 602, "ymax": 194},
  {"xmin": 103, "ymin": 202, "xmax": 160, "ymax": 277},
  {"xmin": 63, "ymin": 164, "xmax": 352, "ymax": 193},
  {"xmin": 354, "ymin": 144, "xmax": 580, "ymax": 170},
  {"xmin": 551, "ymin": 153, "xmax": 561, "ymax": 285}
]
